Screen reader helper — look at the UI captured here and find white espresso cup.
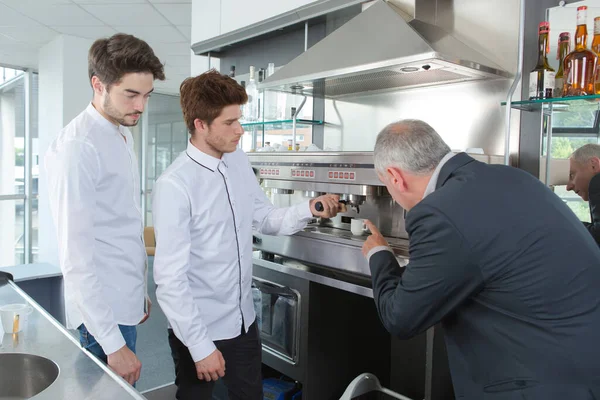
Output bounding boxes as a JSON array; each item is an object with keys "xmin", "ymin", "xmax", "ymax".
[
  {"xmin": 350, "ymin": 218, "xmax": 369, "ymax": 236},
  {"xmin": 0, "ymin": 303, "xmax": 33, "ymax": 334}
]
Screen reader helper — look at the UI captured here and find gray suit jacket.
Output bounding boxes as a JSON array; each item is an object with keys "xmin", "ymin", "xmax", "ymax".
[{"xmin": 370, "ymin": 153, "xmax": 600, "ymax": 399}]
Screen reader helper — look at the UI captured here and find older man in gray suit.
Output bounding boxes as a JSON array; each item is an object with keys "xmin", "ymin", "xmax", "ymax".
[{"xmin": 362, "ymin": 119, "xmax": 600, "ymax": 400}]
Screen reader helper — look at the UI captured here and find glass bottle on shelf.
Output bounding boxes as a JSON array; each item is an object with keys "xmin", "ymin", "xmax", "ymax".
[
  {"xmin": 257, "ymin": 70, "xmax": 264, "ymax": 122},
  {"xmin": 554, "ymin": 32, "xmax": 570, "ymax": 99},
  {"xmin": 592, "ymin": 17, "xmax": 600, "ymax": 94},
  {"xmin": 563, "ymin": 6, "xmax": 598, "ymax": 97},
  {"xmin": 244, "ymin": 66, "xmax": 259, "ymax": 121},
  {"xmin": 529, "ymin": 22, "xmax": 555, "ymax": 100},
  {"xmin": 264, "ymin": 63, "xmax": 278, "ymax": 120}
]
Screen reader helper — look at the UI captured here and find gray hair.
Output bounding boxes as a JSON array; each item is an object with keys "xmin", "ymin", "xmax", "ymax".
[
  {"xmin": 571, "ymin": 144, "xmax": 600, "ymax": 164},
  {"xmin": 374, "ymin": 119, "xmax": 451, "ymax": 175}
]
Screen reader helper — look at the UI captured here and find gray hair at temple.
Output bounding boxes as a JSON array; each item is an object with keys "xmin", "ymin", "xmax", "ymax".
[
  {"xmin": 570, "ymin": 144, "xmax": 600, "ymax": 164},
  {"xmin": 374, "ymin": 119, "xmax": 451, "ymax": 176}
]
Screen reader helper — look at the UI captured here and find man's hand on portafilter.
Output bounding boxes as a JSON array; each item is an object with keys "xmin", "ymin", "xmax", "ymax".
[
  {"xmin": 310, "ymin": 194, "xmax": 342, "ymax": 218},
  {"xmin": 362, "ymin": 220, "xmax": 389, "ymax": 257}
]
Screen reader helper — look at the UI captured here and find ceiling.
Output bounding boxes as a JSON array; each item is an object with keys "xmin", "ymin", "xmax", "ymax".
[{"xmin": 0, "ymin": 0, "xmax": 192, "ymax": 94}]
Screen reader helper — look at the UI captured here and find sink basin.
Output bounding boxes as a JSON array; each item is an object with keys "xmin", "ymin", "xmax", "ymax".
[{"xmin": 0, "ymin": 353, "xmax": 59, "ymax": 399}]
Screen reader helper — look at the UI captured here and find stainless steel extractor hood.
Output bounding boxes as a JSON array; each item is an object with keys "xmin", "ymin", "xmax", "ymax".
[{"xmin": 260, "ymin": 0, "xmax": 510, "ymax": 98}]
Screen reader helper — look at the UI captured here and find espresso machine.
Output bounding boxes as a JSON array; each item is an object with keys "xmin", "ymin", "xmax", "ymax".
[{"xmin": 249, "ymin": 151, "xmax": 410, "ymax": 277}]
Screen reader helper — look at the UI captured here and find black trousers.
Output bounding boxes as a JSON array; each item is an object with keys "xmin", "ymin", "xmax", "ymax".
[{"xmin": 168, "ymin": 321, "xmax": 263, "ymax": 400}]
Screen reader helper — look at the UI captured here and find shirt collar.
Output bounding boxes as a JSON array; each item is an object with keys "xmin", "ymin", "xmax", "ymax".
[
  {"xmin": 186, "ymin": 140, "xmax": 228, "ymax": 172},
  {"xmin": 85, "ymin": 102, "xmax": 121, "ymax": 133},
  {"xmin": 422, "ymin": 151, "xmax": 456, "ymax": 199}
]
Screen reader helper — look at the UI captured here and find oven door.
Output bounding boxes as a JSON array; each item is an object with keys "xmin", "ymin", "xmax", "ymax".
[{"xmin": 252, "ymin": 277, "xmax": 300, "ymax": 364}]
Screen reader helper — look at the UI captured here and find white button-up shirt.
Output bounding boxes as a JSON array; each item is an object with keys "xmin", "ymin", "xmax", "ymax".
[
  {"xmin": 45, "ymin": 103, "xmax": 147, "ymax": 355},
  {"xmin": 152, "ymin": 141, "xmax": 313, "ymax": 363}
]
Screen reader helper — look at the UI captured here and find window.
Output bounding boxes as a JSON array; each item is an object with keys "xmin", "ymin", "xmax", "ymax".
[
  {"xmin": 145, "ymin": 93, "xmax": 186, "ymax": 226},
  {"xmin": 0, "ymin": 67, "xmax": 26, "ymax": 266}
]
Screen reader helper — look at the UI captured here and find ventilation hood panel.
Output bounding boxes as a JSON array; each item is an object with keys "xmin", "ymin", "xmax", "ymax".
[{"xmin": 260, "ymin": 0, "xmax": 510, "ymax": 98}]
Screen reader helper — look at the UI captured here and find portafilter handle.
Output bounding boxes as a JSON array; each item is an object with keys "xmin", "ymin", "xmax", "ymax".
[{"xmin": 315, "ymin": 200, "xmax": 348, "ymax": 212}]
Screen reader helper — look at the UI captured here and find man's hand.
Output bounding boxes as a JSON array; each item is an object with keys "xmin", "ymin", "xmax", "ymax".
[
  {"xmin": 195, "ymin": 349, "xmax": 226, "ymax": 382},
  {"xmin": 107, "ymin": 345, "xmax": 142, "ymax": 386},
  {"xmin": 139, "ymin": 296, "xmax": 152, "ymax": 324},
  {"xmin": 310, "ymin": 194, "xmax": 342, "ymax": 218},
  {"xmin": 362, "ymin": 220, "xmax": 390, "ymax": 257}
]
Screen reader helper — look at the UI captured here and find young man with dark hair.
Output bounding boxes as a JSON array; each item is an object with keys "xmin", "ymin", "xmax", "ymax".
[
  {"xmin": 45, "ymin": 33, "xmax": 165, "ymax": 386},
  {"xmin": 152, "ymin": 69, "xmax": 341, "ymax": 399}
]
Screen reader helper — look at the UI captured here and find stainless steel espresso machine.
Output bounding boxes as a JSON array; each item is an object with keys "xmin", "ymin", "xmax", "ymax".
[
  {"xmin": 251, "ymin": 151, "xmax": 409, "ymax": 277},
  {"xmin": 248, "ymin": 152, "xmax": 457, "ymax": 400}
]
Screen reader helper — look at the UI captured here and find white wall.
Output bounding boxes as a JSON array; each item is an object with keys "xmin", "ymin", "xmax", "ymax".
[
  {"xmin": 190, "ymin": 0, "xmax": 317, "ymax": 75},
  {"xmin": 220, "ymin": 0, "xmax": 318, "ymax": 34},
  {"xmin": 191, "ymin": 0, "xmax": 221, "ymax": 45},
  {"xmin": 191, "ymin": 0, "xmax": 318, "ymax": 44},
  {"xmin": 38, "ymin": 34, "xmax": 93, "ymax": 266}
]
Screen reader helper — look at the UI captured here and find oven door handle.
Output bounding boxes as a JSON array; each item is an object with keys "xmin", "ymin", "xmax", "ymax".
[{"xmin": 252, "ymin": 279, "xmax": 296, "ymax": 298}]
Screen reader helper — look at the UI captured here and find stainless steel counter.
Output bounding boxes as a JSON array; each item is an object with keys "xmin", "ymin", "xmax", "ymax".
[
  {"xmin": 0, "ymin": 280, "xmax": 146, "ymax": 400},
  {"xmin": 253, "ymin": 225, "xmax": 409, "ymax": 277}
]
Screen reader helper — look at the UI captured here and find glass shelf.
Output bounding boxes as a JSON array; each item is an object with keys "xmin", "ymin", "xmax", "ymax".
[
  {"xmin": 501, "ymin": 95, "xmax": 600, "ymax": 112},
  {"xmin": 240, "ymin": 119, "xmax": 323, "ymax": 129}
]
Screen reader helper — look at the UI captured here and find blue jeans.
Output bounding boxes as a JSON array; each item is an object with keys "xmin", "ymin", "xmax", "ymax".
[{"xmin": 78, "ymin": 324, "xmax": 138, "ymax": 385}]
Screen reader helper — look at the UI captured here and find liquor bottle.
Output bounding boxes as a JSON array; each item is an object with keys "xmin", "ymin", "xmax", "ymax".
[
  {"xmin": 563, "ymin": 6, "xmax": 598, "ymax": 97},
  {"xmin": 264, "ymin": 63, "xmax": 279, "ymax": 120},
  {"xmin": 592, "ymin": 17, "xmax": 600, "ymax": 94},
  {"xmin": 257, "ymin": 70, "xmax": 264, "ymax": 121},
  {"xmin": 554, "ymin": 32, "xmax": 570, "ymax": 98},
  {"xmin": 529, "ymin": 22, "xmax": 555, "ymax": 100},
  {"xmin": 244, "ymin": 66, "xmax": 258, "ymax": 121}
]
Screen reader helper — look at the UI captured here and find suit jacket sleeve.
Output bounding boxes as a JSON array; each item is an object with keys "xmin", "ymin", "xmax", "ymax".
[
  {"xmin": 369, "ymin": 204, "xmax": 484, "ymax": 339},
  {"xmin": 584, "ymin": 173, "xmax": 600, "ymax": 246}
]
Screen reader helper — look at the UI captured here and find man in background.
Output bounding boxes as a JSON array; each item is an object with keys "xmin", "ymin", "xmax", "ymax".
[
  {"xmin": 567, "ymin": 143, "xmax": 600, "ymax": 245},
  {"xmin": 45, "ymin": 33, "xmax": 165, "ymax": 386}
]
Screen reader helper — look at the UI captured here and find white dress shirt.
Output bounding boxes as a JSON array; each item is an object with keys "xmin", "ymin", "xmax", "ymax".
[
  {"xmin": 367, "ymin": 151, "xmax": 456, "ymax": 261},
  {"xmin": 45, "ymin": 103, "xmax": 147, "ymax": 355},
  {"xmin": 152, "ymin": 141, "xmax": 313, "ymax": 363}
]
